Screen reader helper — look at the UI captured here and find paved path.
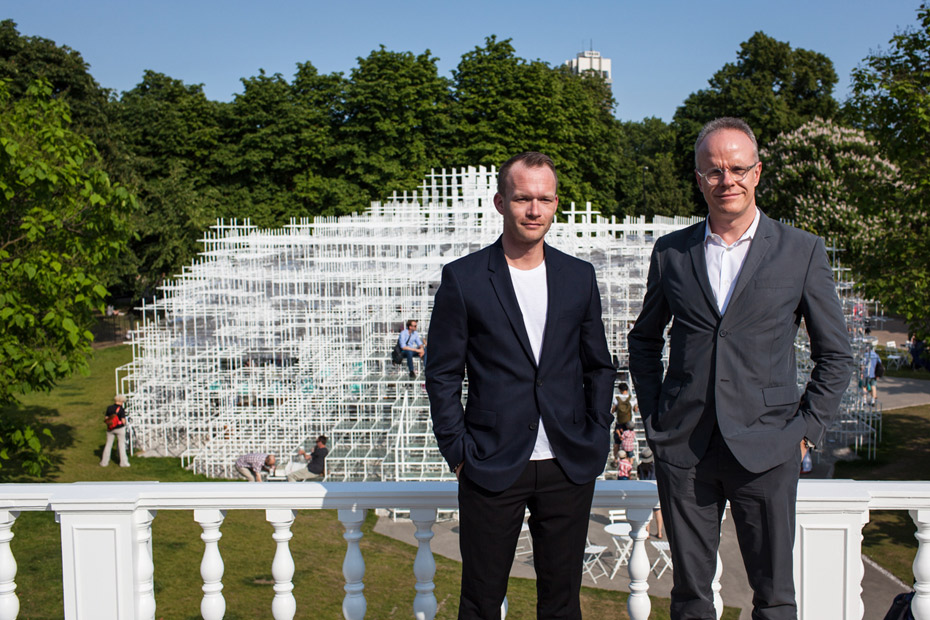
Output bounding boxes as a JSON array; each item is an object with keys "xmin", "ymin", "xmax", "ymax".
[{"xmin": 374, "ymin": 376, "xmax": 930, "ymax": 618}]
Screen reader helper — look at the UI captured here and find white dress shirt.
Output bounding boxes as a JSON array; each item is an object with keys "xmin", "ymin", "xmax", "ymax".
[{"xmin": 704, "ymin": 208, "xmax": 760, "ymax": 314}]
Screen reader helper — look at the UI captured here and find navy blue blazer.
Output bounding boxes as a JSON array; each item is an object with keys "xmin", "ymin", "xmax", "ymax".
[
  {"xmin": 426, "ymin": 238, "xmax": 616, "ymax": 493},
  {"xmin": 628, "ymin": 212, "xmax": 854, "ymax": 473}
]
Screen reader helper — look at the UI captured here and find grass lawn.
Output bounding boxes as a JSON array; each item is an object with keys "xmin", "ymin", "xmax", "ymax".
[
  {"xmin": 1, "ymin": 344, "xmax": 743, "ymax": 619},
  {"xmin": 834, "ymin": 403, "xmax": 930, "ymax": 584}
]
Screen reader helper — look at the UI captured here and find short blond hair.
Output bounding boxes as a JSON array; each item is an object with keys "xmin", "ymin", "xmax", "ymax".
[{"xmin": 114, "ymin": 395, "xmax": 126, "ymax": 404}]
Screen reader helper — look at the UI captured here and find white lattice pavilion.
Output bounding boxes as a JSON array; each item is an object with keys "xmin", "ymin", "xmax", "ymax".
[{"xmin": 117, "ymin": 166, "xmax": 877, "ymax": 480}]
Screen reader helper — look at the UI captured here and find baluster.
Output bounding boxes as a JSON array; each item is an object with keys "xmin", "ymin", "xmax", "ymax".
[
  {"xmin": 912, "ymin": 509, "xmax": 930, "ymax": 620},
  {"xmin": 0, "ymin": 510, "xmax": 20, "ymax": 620},
  {"xmin": 195, "ymin": 509, "xmax": 227, "ymax": 620},
  {"xmin": 410, "ymin": 508, "xmax": 437, "ymax": 620},
  {"xmin": 712, "ymin": 509, "xmax": 726, "ymax": 619},
  {"xmin": 339, "ymin": 508, "xmax": 367, "ymax": 620},
  {"xmin": 626, "ymin": 507, "xmax": 652, "ymax": 620},
  {"xmin": 266, "ymin": 509, "xmax": 297, "ymax": 620},
  {"xmin": 133, "ymin": 509, "xmax": 157, "ymax": 620}
]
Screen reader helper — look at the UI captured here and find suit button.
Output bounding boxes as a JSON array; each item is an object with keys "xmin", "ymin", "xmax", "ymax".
[
  {"xmin": 719, "ymin": 330, "xmax": 729, "ymax": 338},
  {"xmin": 536, "ymin": 379, "xmax": 543, "ymax": 387},
  {"xmin": 529, "ymin": 423, "xmax": 538, "ymax": 430}
]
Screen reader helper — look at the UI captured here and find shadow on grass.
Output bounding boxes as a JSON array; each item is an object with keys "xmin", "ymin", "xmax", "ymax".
[{"xmin": 0, "ymin": 404, "xmax": 75, "ymax": 482}]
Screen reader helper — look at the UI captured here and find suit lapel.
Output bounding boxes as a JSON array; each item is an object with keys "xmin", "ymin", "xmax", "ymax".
[
  {"xmin": 724, "ymin": 212, "xmax": 773, "ymax": 316},
  {"xmin": 688, "ymin": 221, "xmax": 722, "ymax": 320},
  {"xmin": 540, "ymin": 243, "xmax": 563, "ymax": 368},
  {"xmin": 488, "ymin": 240, "xmax": 537, "ymax": 367}
]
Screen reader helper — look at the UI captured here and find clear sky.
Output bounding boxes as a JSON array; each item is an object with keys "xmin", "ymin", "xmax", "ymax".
[{"xmin": 4, "ymin": 0, "xmax": 923, "ymax": 122}]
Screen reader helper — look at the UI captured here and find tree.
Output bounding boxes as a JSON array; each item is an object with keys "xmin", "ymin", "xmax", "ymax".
[
  {"xmin": 673, "ymin": 32, "xmax": 838, "ymax": 209},
  {"xmin": 846, "ymin": 2, "xmax": 930, "ymax": 189},
  {"xmin": 0, "ymin": 80, "xmax": 135, "ymax": 473},
  {"xmin": 758, "ymin": 118, "xmax": 930, "ymax": 339},
  {"xmin": 334, "ymin": 47, "xmax": 453, "ymax": 205},
  {"xmin": 614, "ymin": 118, "xmax": 695, "ymax": 218},
  {"xmin": 117, "ymin": 71, "xmax": 224, "ymax": 293},
  {"xmin": 449, "ymin": 36, "xmax": 622, "ymax": 211},
  {"xmin": 674, "ymin": 32, "xmax": 838, "ymax": 147},
  {"xmin": 0, "ymin": 19, "xmax": 125, "ymax": 179}
]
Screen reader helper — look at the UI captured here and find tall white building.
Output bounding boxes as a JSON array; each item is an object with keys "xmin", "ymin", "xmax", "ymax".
[{"xmin": 565, "ymin": 49, "xmax": 612, "ymax": 84}]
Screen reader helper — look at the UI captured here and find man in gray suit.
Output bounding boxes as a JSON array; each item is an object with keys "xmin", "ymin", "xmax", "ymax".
[{"xmin": 628, "ymin": 117, "xmax": 853, "ymax": 619}]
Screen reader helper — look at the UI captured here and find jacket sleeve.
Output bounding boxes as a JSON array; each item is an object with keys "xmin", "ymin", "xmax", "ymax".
[
  {"xmin": 425, "ymin": 264, "xmax": 469, "ymax": 471},
  {"xmin": 580, "ymin": 264, "xmax": 617, "ymax": 429},
  {"xmin": 627, "ymin": 244, "xmax": 671, "ymax": 425},
  {"xmin": 797, "ymin": 238, "xmax": 854, "ymax": 446}
]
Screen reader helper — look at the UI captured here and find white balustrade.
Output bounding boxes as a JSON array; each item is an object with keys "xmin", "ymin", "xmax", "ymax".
[
  {"xmin": 0, "ymin": 480, "xmax": 926, "ymax": 619},
  {"xmin": 0, "ymin": 510, "xmax": 19, "ymax": 620},
  {"xmin": 339, "ymin": 508, "xmax": 367, "ymax": 620},
  {"xmin": 266, "ymin": 509, "xmax": 297, "ymax": 620},
  {"xmin": 410, "ymin": 507, "xmax": 437, "ymax": 620},
  {"xmin": 195, "ymin": 508, "xmax": 227, "ymax": 620},
  {"xmin": 133, "ymin": 509, "xmax": 157, "ymax": 620}
]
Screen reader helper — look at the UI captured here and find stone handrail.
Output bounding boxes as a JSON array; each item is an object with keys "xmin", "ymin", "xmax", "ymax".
[{"xmin": 0, "ymin": 480, "xmax": 927, "ymax": 619}]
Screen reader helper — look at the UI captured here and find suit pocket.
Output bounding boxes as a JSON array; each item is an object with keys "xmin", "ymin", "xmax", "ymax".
[
  {"xmin": 465, "ymin": 407, "xmax": 497, "ymax": 429},
  {"xmin": 755, "ymin": 279, "xmax": 793, "ymax": 289},
  {"xmin": 762, "ymin": 385, "xmax": 800, "ymax": 407}
]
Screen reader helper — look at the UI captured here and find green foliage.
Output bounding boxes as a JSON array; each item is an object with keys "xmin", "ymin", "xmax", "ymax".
[
  {"xmin": 846, "ymin": 3, "xmax": 930, "ymax": 189},
  {"xmin": 615, "ymin": 118, "xmax": 696, "ymax": 218},
  {"xmin": 0, "ymin": 79, "xmax": 134, "ymax": 475},
  {"xmin": 0, "ymin": 79, "xmax": 135, "ymax": 405},
  {"xmin": 449, "ymin": 36, "xmax": 622, "ymax": 211},
  {"xmin": 0, "ymin": 20, "xmax": 126, "ymax": 181},
  {"xmin": 674, "ymin": 32, "xmax": 838, "ymax": 149},
  {"xmin": 335, "ymin": 47, "xmax": 453, "ymax": 205}
]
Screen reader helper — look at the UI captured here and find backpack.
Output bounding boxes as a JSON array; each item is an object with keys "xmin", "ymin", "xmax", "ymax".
[
  {"xmin": 875, "ymin": 358, "xmax": 886, "ymax": 379},
  {"xmin": 882, "ymin": 591, "xmax": 914, "ymax": 620},
  {"xmin": 105, "ymin": 405, "xmax": 124, "ymax": 430},
  {"xmin": 391, "ymin": 342, "xmax": 404, "ymax": 365},
  {"xmin": 614, "ymin": 397, "xmax": 632, "ymax": 426}
]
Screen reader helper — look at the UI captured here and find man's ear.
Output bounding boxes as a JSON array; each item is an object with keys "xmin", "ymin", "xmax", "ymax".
[{"xmin": 493, "ymin": 192, "xmax": 505, "ymax": 214}]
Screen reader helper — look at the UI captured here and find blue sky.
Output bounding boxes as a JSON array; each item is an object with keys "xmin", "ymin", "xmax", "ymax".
[{"xmin": 5, "ymin": 0, "xmax": 923, "ymax": 121}]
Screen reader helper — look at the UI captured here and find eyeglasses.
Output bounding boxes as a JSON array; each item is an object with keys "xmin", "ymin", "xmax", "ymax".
[{"xmin": 695, "ymin": 163, "xmax": 759, "ymax": 185}]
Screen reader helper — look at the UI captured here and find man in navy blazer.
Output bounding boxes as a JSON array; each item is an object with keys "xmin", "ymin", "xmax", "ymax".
[
  {"xmin": 628, "ymin": 118, "xmax": 853, "ymax": 619},
  {"xmin": 426, "ymin": 152, "xmax": 615, "ymax": 619}
]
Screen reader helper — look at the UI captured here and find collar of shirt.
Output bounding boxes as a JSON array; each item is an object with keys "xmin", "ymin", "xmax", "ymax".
[
  {"xmin": 703, "ymin": 207, "xmax": 761, "ymax": 248},
  {"xmin": 703, "ymin": 208, "xmax": 761, "ymax": 313}
]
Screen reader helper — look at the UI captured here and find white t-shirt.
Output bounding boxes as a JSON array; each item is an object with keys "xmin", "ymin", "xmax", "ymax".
[{"xmin": 509, "ymin": 261, "xmax": 554, "ymax": 460}]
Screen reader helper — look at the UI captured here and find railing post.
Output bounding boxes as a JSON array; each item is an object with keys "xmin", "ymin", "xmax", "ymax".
[
  {"xmin": 266, "ymin": 509, "xmax": 297, "ymax": 620},
  {"xmin": 626, "ymin": 507, "xmax": 652, "ymax": 620},
  {"xmin": 409, "ymin": 508, "xmax": 437, "ymax": 620},
  {"xmin": 133, "ymin": 509, "xmax": 157, "ymax": 620},
  {"xmin": 0, "ymin": 510, "xmax": 19, "ymax": 620},
  {"xmin": 339, "ymin": 508, "xmax": 366, "ymax": 620},
  {"xmin": 194, "ymin": 509, "xmax": 227, "ymax": 620},
  {"xmin": 911, "ymin": 509, "xmax": 930, "ymax": 620},
  {"xmin": 795, "ymin": 483, "xmax": 870, "ymax": 620}
]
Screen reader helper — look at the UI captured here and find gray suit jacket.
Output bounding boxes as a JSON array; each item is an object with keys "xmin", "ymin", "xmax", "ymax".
[{"xmin": 628, "ymin": 212, "xmax": 853, "ymax": 473}]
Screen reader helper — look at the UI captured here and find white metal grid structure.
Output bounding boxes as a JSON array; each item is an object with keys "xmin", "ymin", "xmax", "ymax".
[{"xmin": 117, "ymin": 165, "xmax": 876, "ymax": 480}]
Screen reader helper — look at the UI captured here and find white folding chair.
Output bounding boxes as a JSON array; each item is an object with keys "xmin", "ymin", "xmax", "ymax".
[
  {"xmin": 650, "ymin": 540, "xmax": 674, "ymax": 579},
  {"xmin": 608, "ymin": 509, "xmax": 627, "ymax": 524},
  {"xmin": 608, "ymin": 522, "xmax": 633, "ymax": 579},
  {"xmin": 582, "ymin": 537, "xmax": 610, "ymax": 583}
]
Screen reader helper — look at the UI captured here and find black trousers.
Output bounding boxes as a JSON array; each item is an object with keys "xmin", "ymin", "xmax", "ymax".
[
  {"xmin": 655, "ymin": 428, "xmax": 801, "ymax": 620},
  {"xmin": 457, "ymin": 459, "xmax": 596, "ymax": 620}
]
